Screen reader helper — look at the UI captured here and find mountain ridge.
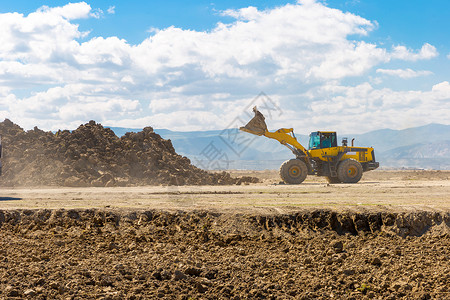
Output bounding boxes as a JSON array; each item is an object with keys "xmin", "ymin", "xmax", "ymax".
[{"xmin": 107, "ymin": 123, "xmax": 450, "ymax": 170}]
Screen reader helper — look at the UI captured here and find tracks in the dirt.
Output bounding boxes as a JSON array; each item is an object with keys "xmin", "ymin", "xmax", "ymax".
[{"xmin": 1, "ymin": 177, "xmax": 449, "ymax": 212}]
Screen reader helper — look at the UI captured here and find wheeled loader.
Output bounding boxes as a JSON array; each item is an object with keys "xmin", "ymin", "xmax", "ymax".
[{"xmin": 240, "ymin": 107, "xmax": 379, "ymax": 184}]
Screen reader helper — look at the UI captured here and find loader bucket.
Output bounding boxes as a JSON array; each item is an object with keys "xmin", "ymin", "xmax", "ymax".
[{"xmin": 239, "ymin": 106, "xmax": 268, "ymax": 136}]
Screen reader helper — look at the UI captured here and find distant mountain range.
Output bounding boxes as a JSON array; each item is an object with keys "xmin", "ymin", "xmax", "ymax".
[{"xmin": 108, "ymin": 123, "xmax": 450, "ymax": 170}]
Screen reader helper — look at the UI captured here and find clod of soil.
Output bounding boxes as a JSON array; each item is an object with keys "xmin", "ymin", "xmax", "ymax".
[
  {"xmin": 0, "ymin": 209, "xmax": 448, "ymax": 299},
  {"xmin": 0, "ymin": 119, "xmax": 258, "ymax": 187}
]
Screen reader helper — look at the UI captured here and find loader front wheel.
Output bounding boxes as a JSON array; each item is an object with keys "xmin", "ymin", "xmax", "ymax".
[
  {"xmin": 337, "ymin": 159, "xmax": 363, "ymax": 183},
  {"xmin": 280, "ymin": 159, "xmax": 308, "ymax": 184}
]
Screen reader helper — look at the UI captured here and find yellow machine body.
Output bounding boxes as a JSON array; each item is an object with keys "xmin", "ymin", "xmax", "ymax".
[
  {"xmin": 240, "ymin": 107, "xmax": 379, "ymax": 184},
  {"xmin": 309, "ymin": 145, "xmax": 376, "ymax": 162}
]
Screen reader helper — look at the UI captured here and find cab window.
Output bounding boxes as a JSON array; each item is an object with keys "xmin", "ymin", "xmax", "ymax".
[
  {"xmin": 320, "ymin": 132, "xmax": 337, "ymax": 148},
  {"xmin": 309, "ymin": 132, "xmax": 321, "ymax": 149}
]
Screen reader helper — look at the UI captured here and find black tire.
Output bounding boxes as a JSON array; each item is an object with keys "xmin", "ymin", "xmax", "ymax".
[
  {"xmin": 326, "ymin": 176, "xmax": 341, "ymax": 184},
  {"xmin": 337, "ymin": 159, "xmax": 363, "ymax": 183},
  {"xmin": 279, "ymin": 159, "xmax": 308, "ymax": 184}
]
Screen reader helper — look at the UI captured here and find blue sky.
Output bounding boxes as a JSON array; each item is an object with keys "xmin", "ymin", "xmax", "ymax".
[
  {"xmin": 2, "ymin": 1, "xmax": 448, "ymax": 45},
  {"xmin": 3, "ymin": 1, "xmax": 448, "ymax": 49},
  {"xmin": 0, "ymin": 0, "xmax": 449, "ymax": 133}
]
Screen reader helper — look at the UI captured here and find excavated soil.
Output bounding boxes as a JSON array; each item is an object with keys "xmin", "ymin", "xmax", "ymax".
[
  {"xmin": 0, "ymin": 119, "xmax": 257, "ymax": 187},
  {"xmin": 0, "ymin": 209, "xmax": 448, "ymax": 299}
]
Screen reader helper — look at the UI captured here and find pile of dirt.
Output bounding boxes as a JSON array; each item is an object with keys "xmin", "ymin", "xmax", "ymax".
[
  {"xmin": 0, "ymin": 209, "xmax": 448, "ymax": 299},
  {"xmin": 0, "ymin": 119, "xmax": 258, "ymax": 187}
]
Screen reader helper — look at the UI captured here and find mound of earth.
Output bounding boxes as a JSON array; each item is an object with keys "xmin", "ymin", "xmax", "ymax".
[
  {"xmin": 0, "ymin": 209, "xmax": 448, "ymax": 299},
  {"xmin": 0, "ymin": 119, "xmax": 258, "ymax": 187}
]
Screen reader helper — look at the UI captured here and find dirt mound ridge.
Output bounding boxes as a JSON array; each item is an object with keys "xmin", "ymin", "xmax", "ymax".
[
  {"xmin": 0, "ymin": 209, "xmax": 448, "ymax": 299},
  {"xmin": 1, "ymin": 209, "xmax": 448, "ymax": 237},
  {"xmin": 0, "ymin": 119, "xmax": 258, "ymax": 187}
]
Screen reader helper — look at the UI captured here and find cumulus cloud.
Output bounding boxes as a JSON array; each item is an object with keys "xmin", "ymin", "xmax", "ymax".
[
  {"xmin": 376, "ymin": 68, "xmax": 433, "ymax": 78},
  {"xmin": 39, "ymin": 2, "xmax": 92, "ymax": 20},
  {"xmin": 300, "ymin": 81, "xmax": 450, "ymax": 133},
  {"xmin": 0, "ymin": 3, "xmax": 89, "ymax": 64},
  {"xmin": 0, "ymin": 0, "xmax": 445, "ymax": 132},
  {"xmin": 391, "ymin": 43, "xmax": 438, "ymax": 61},
  {"xmin": 431, "ymin": 81, "xmax": 450, "ymax": 95}
]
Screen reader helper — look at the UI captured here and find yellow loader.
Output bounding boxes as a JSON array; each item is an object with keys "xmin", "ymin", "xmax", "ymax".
[{"xmin": 240, "ymin": 107, "xmax": 379, "ymax": 184}]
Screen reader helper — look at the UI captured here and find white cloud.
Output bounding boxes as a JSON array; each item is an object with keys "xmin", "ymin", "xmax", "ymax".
[
  {"xmin": 131, "ymin": 1, "xmax": 382, "ymax": 82},
  {"xmin": 391, "ymin": 43, "xmax": 438, "ymax": 61},
  {"xmin": 39, "ymin": 2, "xmax": 92, "ymax": 20},
  {"xmin": 89, "ymin": 8, "xmax": 104, "ymax": 19},
  {"xmin": 308, "ymin": 42, "xmax": 387, "ymax": 79},
  {"xmin": 0, "ymin": 4, "xmax": 89, "ymax": 64},
  {"xmin": 0, "ymin": 1, "xmax": 446, "ymax": 133},
  {"xmin": 376, "ymin": 68, "xmax": 433, "ymax": 78},
  {"xmin": 5, "ymin": 83, "xmax": 141, "ymax": 131},
  {"xmin": 0, "ymin": 86, "xmax": 11, "ymax": 97},
  {"xmin": 221, "ymin": 6, "xmax": 261, "ymax": 20},
  {"xmin": 431, "ymin": 81, "xmax": 450, "ymax": 95},
  {"xmin": 149, "ymin": 97, "xmax": 206, "ymax": 113},
  {"xmin": 299, "ymin": 81, "xmax": 450, "ymax": 133},
  {"xmin": 109, "ymin": 110, "xmax": 221, "ymax": 131},
  {"xmin": 76, "ymin": 36, "xmax": 131, "ymax": 66},
  {"xmin": 107, "ymin": 6, "xmax": 115, "ymax": 14},
  {"xmin": 59, "ymin": 97, "xmax": 140, "ymax": 120}
]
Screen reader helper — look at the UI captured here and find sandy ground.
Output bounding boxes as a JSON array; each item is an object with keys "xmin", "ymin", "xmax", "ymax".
[{"xmin": 1, "ymin": 170, "xmax": 449, "ymax": 212}]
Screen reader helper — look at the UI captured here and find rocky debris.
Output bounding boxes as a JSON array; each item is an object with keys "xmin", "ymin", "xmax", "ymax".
[
  {"xmin": 331, "ymin": 240, "xmax": 344, "ymax": 253},
  {"xmin": 0, "ymin": 208, "xmax": 448, "ymax": 299},
  {"xmin": 173, "ymin": 270, "xmax": 187, "ymax": 281},
  {"xmin": 371, "ymin": 257, "xmax": 382, "ymax": 266},
  {"xmin": 0, "ymin": 119, "xmax": 259, "ymax": 187},
  {"xmin": 23, "ymin": 288, "xmax": 36, "ymax": 297},
  {"xmin": 185, "ymin": 267, "xmax": 202, "ymax": 277}
]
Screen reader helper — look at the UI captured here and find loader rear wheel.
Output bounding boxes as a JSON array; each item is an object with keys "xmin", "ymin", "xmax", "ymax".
[
  {"xmin": 337, "ymin": 159, "xmax": 363, "ymax": 183},
  {"xmin": 326, "ymin": 176, "xmax": 341, "ymax": 184},
  {"xmin": 280, "ymin": 159, "xmax": 307, "ymax": 184}
]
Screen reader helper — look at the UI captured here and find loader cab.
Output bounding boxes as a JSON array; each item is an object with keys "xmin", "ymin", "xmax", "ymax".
[{"xmin": 309, "ymin": 131, "xmax": 337, "ymax": 150}]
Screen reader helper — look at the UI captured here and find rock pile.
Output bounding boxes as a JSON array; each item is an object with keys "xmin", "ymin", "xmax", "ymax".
[{"xmin": 0, "ymin": 119, "xmax": 258, "ymax": 187}]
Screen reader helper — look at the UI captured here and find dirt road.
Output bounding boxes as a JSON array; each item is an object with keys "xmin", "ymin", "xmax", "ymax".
[{"xmin": 1, "ymin": 171, "xmax": 449, "ymax": 212}]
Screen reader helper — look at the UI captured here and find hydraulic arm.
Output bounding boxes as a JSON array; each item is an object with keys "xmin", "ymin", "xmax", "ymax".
[{"xmin": 239, "ymin": 107, "xmax": 308, "ymax": 157}]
